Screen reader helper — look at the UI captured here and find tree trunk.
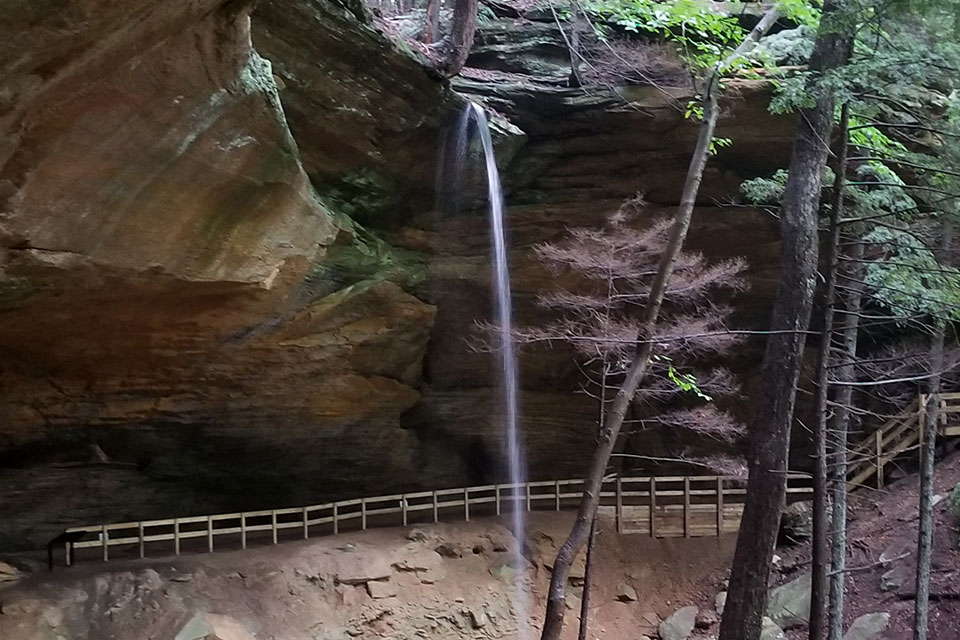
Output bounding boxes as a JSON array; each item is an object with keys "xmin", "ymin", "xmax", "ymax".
[
  {"xmin": 424, "ymin": 0, "xmax": 440, "ymax": 43},
  {"xmin": 718, "ymin": 4, "xmax": 852, "ymax": 639},
  {"xmin": 827, "ymin": 236, "xmax": 864, "ymax": 640},
  {"xmin": 538, "ymin": 12, "xmax": 781, "ymax": 640},
  {"xmin": 577, "ymin": 519, "xmax": 598, "ymax": 640},
  {"xmin": 913, "ymin": 222, "xmax": 951, "ymax": 640},
  {"xmin": 809, "ymin": 103, "xmax": 850, "ymax": 640},
  {"xmin": 435, "ymin": 0, "xmax": 478, "ymax": 77}
]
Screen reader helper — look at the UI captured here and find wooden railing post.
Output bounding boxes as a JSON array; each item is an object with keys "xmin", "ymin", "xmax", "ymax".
[
  {"xmin": 401, "ymin": 495, "xmax": 408, "ymax": 527},
  {"xmin": 555, "ymin": 480, "xmax": 561, "ymax": 511},
  {"xmin": 333, "ymin": 503, "xmax": 339, "ymax": 535},
  {"xmin": 241, "ymin": 514, "xmax": 247, "ymax": 550},
  {"xmin": 139, "ymin": 522, "xmax": 146, "ymax": 558},
  {"xmin": 464, "ymin": 488, "xmax": 470, "ymax": 522},
  {"xmin": 495, "ymin": 484, "xmax": 501, "ymax": 516},
  {"xmin": 526, "ymin": 483, "xmax": 531, "ymax": 512},
  {"xmin": 615, "ymin": 476, "xmax": 623, "ymax": 534},
  {"xmin": 208, "ymin": 516, "xmax": 215, "ymax": 551},
  {"xmin": 361, "ymin": 499, "xmax": 368, "ymax": 530},
  {"xmin": 271, "ymin": 510, "xmax": 278, "ymax": 544},
  {"xmin": 432, "ymin": 490, "xmax": 439, "ymax": 523},
  {"xmin": 716, "ymin": 477, "xmax": 724, "ymax": 536},
  {"xmin": 683, "ymin": 477, "xmax": 691, "ymax": 538},
  {"xmin": 302, "ymin": 507, "xmax": 309, "ymax": 539},
  {"xmin": 174, "ymin": 518, "xmax": 181, "ymax": 555},
  {"xmin": 649, "ymin": 477, "xmax": 657, "ymax": 538},
  {"xmin": 101, "ymin": 525, "xmax": 109, "ymax": 562}
]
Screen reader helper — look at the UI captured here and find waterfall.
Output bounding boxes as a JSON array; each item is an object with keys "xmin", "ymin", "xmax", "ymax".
[{"xmin": 446, "ymin": 103, "xmax": 529, "ymax": 633}]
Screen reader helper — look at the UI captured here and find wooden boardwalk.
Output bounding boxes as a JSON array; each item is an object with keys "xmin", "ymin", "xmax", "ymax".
[
  {"xmin": 847, "ymin": 392, "xmax": 960, "ymax": 490},
  {"xmin": 57, "ymin": 473, "xmax": 814, "ymax": 566}
]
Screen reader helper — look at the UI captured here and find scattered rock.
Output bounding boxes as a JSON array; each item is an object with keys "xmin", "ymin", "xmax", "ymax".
[
  {"xmin": 175, "ymin": 613, "xmax": 257, "ymax": 640},
  {"xmin": 880, "ymin": 564, "xmax": 910, "ymax": 592},
  {"xmin": 366, "ymin": 580, "xmax": 397, "ymax": 599},
  {"xmin": 434, "ymin": 542, "xmax": 462, "ymax": 558},
  {"xmin": 696, "ymin": 610, "xmax": 719, "ymax": 629},
  {"xmin": 772, "ymin": 554, "xmax": 782, "ymax": 568},
  {"xmin": 760, "ymin": 617, "xmax": 786, "ymax": 640},
  {"xmin": 469, "ymin": 607, "xmax": 488, "ymax": 629},
  {"xmin": 615, "ymin": 582, "xmax": 638, "ymax": 602},
  {"xmin": 334, "ymin": 551, "xmax": 393, "ymax": 585},
  {"xmin": 714, "ymin": 591, "xmax": 727, "ymax": 616},
  {"xmin": 780, "ymin": 501, "xmax": 813, "ymax": 542},
  {"xmin": 406, "ymin": 529, "xmax": 429, "ymax": 542},
  {"xmin": 931, "ymin": 494, "xmax": 945, "ymax": 509},
  {"xmin": 0, "ymin": 561, "xmax": 23, "ymax": 583},
  {"xmin": 766, "ymin": 572, "xmax": 811, "ymax": 629},
  {"xmin": 658, "ymin": 605, "xmax": 698, "ymax": 640},
  {"xmin": 843, "ymin": 612, "xmax": 890, "ymax": 640},
  {"xmin": 879, "ymin": 541, "xmax": 912, "ymax": 566}
]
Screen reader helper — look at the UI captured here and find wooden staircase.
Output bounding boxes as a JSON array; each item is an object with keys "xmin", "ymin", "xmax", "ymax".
[{"xmin": 847, "ymin": 392, "xmax": 960, "ymax": 490}]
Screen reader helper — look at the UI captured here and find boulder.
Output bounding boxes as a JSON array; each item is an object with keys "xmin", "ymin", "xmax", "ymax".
[
  {"xmin": 696, "ymin": 610, "xmax": 719, "ymax": 629},
  {"xmin": 714, "ymin": 591, "xmax": 727, "ymax": 615},
  {"xmin": 880, "ymin": 564, "xmax": 910, "ymax": 592},
  {"xmin": 615, "ymin": 583, "xmax": 639, "ymax": 602},
  {"xmin": 333, "ymin": 550, "xmax": 393, "ymax": 585},
  {"xmin": 843, "ymin": 612, "xmax": 890, "ymax": 640},
  {"xmin": 0, "ymin": 561, "xmax": 23, "ymax": 583},
  {"xmin": 780, "ymin": 502, "xmax": 813, "ymax": 543},
  {"xmin": 175, "ymin": 613, "xmax": 257, "ymax": 640},
  {"xmin": 366, "ymin": 580, "xmax": 397, "ymax": 599},
  {"xmin": 766, "ymin": 572, "xmax": 811, "ymax": 629},
  {"xmin": 469, "ymin": 607, "xmax": 488, "ymax": 629},
  {"xmin": 760, "ymin": 617, "xmax": 786, "ymax": 640},
  {"xmin": 658, "ymin": 605, "xmax": 698, "ymax": 640}
]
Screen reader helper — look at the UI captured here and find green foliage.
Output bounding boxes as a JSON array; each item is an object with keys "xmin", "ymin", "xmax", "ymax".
[
  {"xmin": 585, "ymin": 0, "xmax": 747, "ymax": 67},
  {"xmin": 862, "ymin": 226, "xmax": 960, "ymax": 323},
  {"xmin": 667, "ymin": 365, "xmax": 713, "ymax": 401}
]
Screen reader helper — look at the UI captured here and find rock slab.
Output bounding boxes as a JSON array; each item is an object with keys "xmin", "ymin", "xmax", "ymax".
[
  {"xmin": 659, "ymin": 605, "xmax": 698, "ymax": 640},
  {"xmin": 766, "ymin": 572, "xmax": 811, "ymax": 629},
  {"xmin": 843, "ymin": 612, "xmax": 890, "ymax": 640}
]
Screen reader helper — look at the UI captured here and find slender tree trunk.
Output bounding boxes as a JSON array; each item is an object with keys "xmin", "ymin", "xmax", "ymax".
[
  {"xmin": 539, "ymin": 12, "xmax": 781, "ymax": 640},
  {"xmin": 436, "ymin": 0, "xmax": 478, "ymax": 77},
  {"xmin": 719, "ymin": 4, "xmax": 852, "ymax": 640},
  {"xmin": 577, "ymin": 519, "xmax": 598, "ymax": 640},
  {"xmin": 425, "ymin": 0, "xmax": 441, "ymax": 43},
  {"xmin": 578, "ymin": 361, "xmax": 610, "ymax": 640},
  {"xmin": 827, "ymin": 237, "xmax": 864, "ymax": 640},
  {"xmin": 809, "ymin": 104, "xmax": 850, "ymax": 640},
  {"xmin": 913, "ymin": 222, "xmax": 951, "ymax": 640}
]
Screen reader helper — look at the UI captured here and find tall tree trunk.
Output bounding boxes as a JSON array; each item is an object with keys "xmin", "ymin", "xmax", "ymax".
[
  {"xmin": 424, "ymin": 0, "xmax": 440, "ymax": 43},
  {"xmin": 913, "ymin": 222, "xmax": 951, "ymax": 640},
  {"xmin": 538, "ymin": 12, "xmax": 781, "ymax": 640},
  {"xmin": 827, "ymin": 237, "xmax": 864, "ymax": 640},
  {"xmin": 436, "ymin": 0, "xmax": 478, "ymax": 77},
  {"xmin": 809, "ymin": 103, "xmax": 850, "ymax": 640},
  {"xmin": 718, "ymin": 4, "xmax": 852, "ymax": 640}
]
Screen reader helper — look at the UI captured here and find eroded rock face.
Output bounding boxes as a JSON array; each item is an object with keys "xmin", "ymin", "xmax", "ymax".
[{"xmin": 1, "ymin": 1, "xmax": 794, "ymax": 549}]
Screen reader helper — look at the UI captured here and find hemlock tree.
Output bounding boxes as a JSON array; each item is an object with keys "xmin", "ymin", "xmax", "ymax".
[
  {"xmin": 534, "ymin": 9, "xmax": 783, "ymax": 639},
  {"xmin": 718, "ymin": 2, "xmax": 854, "ymax": 639}
]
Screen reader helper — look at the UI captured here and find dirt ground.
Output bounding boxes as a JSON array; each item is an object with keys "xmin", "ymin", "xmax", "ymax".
[
  {"xmin": 778, "ymin": 451, "xmax": 960, "ymax": 640},
  {"xmin": 0, "ymin": 512, "xmax": 736, "ymax": 640}
]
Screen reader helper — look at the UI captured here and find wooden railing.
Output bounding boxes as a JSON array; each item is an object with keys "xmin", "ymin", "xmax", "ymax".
[
  {"xmin": 847, "ymin": 392, "xmax": 960, "ymax": 490},
  {"xmin": 57, "ymin": 473, "xmax": 813, "ymax": 566}
]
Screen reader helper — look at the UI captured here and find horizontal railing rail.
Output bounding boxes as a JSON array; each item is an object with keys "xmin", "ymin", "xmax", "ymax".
[{"xmin": 55, "ymin": 473, "xmax": 813, "ymax": 567}]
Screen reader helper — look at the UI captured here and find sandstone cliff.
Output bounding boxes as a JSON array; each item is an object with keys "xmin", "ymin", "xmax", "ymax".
[{"xmin": 0, "ymin": 0, "xmax": 792, "ymax": 549}]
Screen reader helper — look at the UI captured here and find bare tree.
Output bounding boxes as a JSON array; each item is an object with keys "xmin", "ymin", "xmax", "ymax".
[{"xmin": 532, "ymin": 10, "xmax": 782, "ymax": 638}]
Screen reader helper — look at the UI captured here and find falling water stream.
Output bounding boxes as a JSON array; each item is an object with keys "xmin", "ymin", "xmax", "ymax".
[{"xmin": 449, "ymin": 103, "xmax": 529, "ymax": 634}]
